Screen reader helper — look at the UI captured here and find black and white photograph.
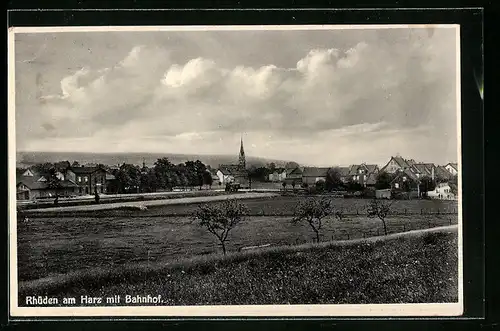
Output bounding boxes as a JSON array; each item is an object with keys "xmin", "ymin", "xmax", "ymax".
[{"xmin": 9, "ymin": 25, "xmax": 462, "ymax": 317}]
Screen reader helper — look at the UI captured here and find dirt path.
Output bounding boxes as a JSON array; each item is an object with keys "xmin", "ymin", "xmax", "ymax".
[
  {"xmin": 25, "ymin": 192, "xmax": 279, "ymax": 213},
  {"xmin": 330, "ymin": 224, "xmax": 458, "ymax": 246}
]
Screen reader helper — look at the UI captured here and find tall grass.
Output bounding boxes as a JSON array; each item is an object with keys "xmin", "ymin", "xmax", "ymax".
[{"xmin": 19, "ymin": 226, "xmax": 458, "ymax": 305}]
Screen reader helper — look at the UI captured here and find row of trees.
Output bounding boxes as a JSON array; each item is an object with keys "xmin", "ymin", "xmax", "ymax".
[
  {"xmin": 109, "ymin": 158, "xmax": 214, "ymax": 194},
  {"xmin": 26, "ymin": 158, "xmax": 215, "ymax": 195},
  {"xmin": 192, "ymin": 197, "xmax": 393, "ymax": 255}
]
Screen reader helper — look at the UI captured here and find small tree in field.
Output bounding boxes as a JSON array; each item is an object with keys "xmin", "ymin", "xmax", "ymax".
[
  {"xmin": 282, "ymin": 182, "xmax": 287, "ymax": 192},
  {"xmin": 366, "ymin": 198, "xmax": 393, "ymax": 236},
  {"xmin": 292, "ymin": 197, "xmax": 333, "ymax": 243},
  {"xmin": 192, "ymin": 199, "xmax": 248, "ymax": 255}
]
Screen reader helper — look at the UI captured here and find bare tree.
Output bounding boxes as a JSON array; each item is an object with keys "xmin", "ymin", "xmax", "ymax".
[
  {"xmin": 192, "ymin": 199, "xmax": 248, "ymax": 255},
  {"xmin": 366, "ymin": 198, "xmax": 394, "ymax": 236},
  {"xmin": 292, "ymin": 197, "xmax": 333, "ymax": 243}
]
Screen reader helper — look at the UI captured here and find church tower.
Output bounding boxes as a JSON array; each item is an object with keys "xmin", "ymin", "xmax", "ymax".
[{"xmin": 238, "ymin": 136, "xmax": 246, "ymax": 170}]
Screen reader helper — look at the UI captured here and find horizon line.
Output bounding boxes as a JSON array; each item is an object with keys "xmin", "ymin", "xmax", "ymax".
[{"xmin": 15, "ymin": 150, "xmax": 457, "ymax": 168}]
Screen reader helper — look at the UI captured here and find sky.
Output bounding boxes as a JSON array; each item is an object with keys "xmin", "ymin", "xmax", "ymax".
[{"xmin": 13, "ymin": 26, "xmax": 459, "ymax": 167}]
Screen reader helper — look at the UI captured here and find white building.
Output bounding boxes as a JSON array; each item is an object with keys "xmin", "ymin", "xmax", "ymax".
[
  {"xmin": 427, "ymin": 182, "xmax": 457, "ymax": 200},
  {"xmin": 268, "ymin": 170, "xmax": 287, "ymax": 182}
]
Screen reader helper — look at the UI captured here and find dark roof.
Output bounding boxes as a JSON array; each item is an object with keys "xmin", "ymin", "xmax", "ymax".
[
  {"xmin": 70, "ymin": 166, "xmax": 106, "ymax": 174},
  {"xmin": 348, "ymin": 165, "xmax": 358, "ymax": 176},
  {"xmin": 218, "ymin": 164, "xmax": 246, "ymax": 176},
  {"xmin": 392, "ymin": 156, "xmax": 410, "ymax": 169},
  {"xmin": 302, "ymin": 167, "xmax": 329, "ymax": 177},
  {"xmin": 446, "ymin": 163, "xmax": 458, "ymax": 171},
  {"xmin": 17, "ymin": 177, "xmax": 47, "ymax": 190},
  {"xmin": 347, "ymin": 164, "xmax": 378, "ymax": 176},
  {"xmin": 435, "ymin": 165, "xmax": 453, "ymax": 179},
  {"xmin": 413, "ymin": 164, "xmax": 432, "ymax": 176},
  {"xmin": 286, "ymin": 167, "xmax": 303, "ymax": 176},
  {"xmin": 391, "ymin": 168, "xmax": 420, "ymax": 183},
  {"xmin": 406, "ymin": 159, "xmax": 417, "ymax": 167},
  {"xmin": 365, "ymin": 164, "xmax": 378, "ymax": 174},
  {"xmin": 17, "ymin": 176, "xmax": 78, "ymax": 190}
]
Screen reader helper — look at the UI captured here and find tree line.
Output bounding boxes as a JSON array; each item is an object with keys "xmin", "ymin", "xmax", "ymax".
[
  {"xmin": 23, "ymin": 158, "xmax": 215, "ymax": 194},
  {"xmin": 108, "ymin": 158, "xmax": 214, "ymax": 193}
]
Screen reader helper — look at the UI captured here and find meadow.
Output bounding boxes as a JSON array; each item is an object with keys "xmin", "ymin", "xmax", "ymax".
[
  {"xmin": 17, "ymin": 196, "xmax": 458, "ymax": 282},
  {"xmin": 18, "ymin": 227, "xmax": 458, "ymax": 305}
]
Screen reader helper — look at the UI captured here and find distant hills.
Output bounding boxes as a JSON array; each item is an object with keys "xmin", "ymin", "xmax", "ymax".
[{"xmin": 16, "ymin": 151, "xmax": 299, "ymax": 170}]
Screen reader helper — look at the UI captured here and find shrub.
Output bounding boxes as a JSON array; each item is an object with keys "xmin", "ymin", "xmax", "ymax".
[
  {"xmin": 292, "ymin": 197, "xmax": 333, "ymax": 243},
  {"xmin": 367, "ymin": 198, "xmax": 393, "ymax": 236},
  {"xmin": 192, "ymin": 199, "xmax": 248, "ymax": 255}
]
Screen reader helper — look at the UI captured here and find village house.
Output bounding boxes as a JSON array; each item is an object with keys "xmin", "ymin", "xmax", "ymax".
[
  {"xmin": 209, "ymin": 169, "xmax": 220, "ymax": 186},
  {"xmin": 412, "ymin": 163, "xmax": 436, "ymax": 179},
  {"xmin": 71, "ymin": 165, "xmax": 114, "ymax": 195},
  {"xmin": 380, "ymin": 156, "xmax": 421, "ymax": 176},
  {"xmin": 444, "ymin": 163, "xmax": 458, "ymax": 176},
  {"xmin": 301, "ymin": 167, "xmax": 330, "ymax": 186},
  {"xmin": 16, "ymin": 168, "xmax": 79, "ymax": 200},
  {"xmin": 390, "ymin": 168, "xmax": 420, "ymax": 198},
  {"xmin": 283, "ymin": 167, "xmax": 303, "ymax": 186},
  {"xmin": 427, "ymin": 182, "xmax": 457, "ymax": 200},
  {"xmin": 435, "ymin": 165, "xmax": 455, "ymax": 182},
  {"xmin": 268, "ymin": 168, "xmax": 287, "ymax": 182},
  {"xmin": 337, "ymin": 167, "xmax": 351, "ymax": 184},
  {"xmin": 347, "ymin": 163, "xmax": 379, "ymax": 187}
]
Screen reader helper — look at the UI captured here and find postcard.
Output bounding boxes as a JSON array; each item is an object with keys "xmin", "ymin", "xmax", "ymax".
[{"xmin": 8, "ymin": 24, "xmax": 462, "ymax": 317}]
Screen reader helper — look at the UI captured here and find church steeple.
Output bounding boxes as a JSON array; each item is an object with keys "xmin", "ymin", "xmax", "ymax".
[{"xmin": 238, "ymin": 135, "xmax": 246, "ymax": 169}]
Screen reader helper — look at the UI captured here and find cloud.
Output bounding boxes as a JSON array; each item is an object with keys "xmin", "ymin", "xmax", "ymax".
[{"xmin": 15, "ymin": 28, "xmax": 458, "ymax": 165}]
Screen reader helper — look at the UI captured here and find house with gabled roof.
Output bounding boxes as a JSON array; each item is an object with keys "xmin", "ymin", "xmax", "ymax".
[
  {"xmin": 380, "ymin": 156, "xmax": 417, "ymax": 174},
  {"xmin": 347, "ymin": 163, "xmax": 379, "ymax": 187},
  {"xmin": 427, "ymin": 182, "xmax": 457, "ymax": 200},
  {"xmin": 217, "ymin": 164, "xmax": 249, "ymax": 187},
  {"xmin": 283, "ymin": 167, "xmax": 303, "ymax": 185},
  {"xmin": 390, "ymin": 168, "xmax": 420, "ymax": 194},
  {"xmin": 70, "ymin": 164, "xmax": 112, "ymax": 195},
  {"xmin": 302, "ymin": 167, "xmax": 330, "ymax": 186},
  {"xmin": 434, "ymin": 165, "xmax": 454, "ymax": 182},
  {"xmin": 16, "ymin": 168, "xmax": 79, "ymax": 200},
  {"xmin": 444, "ymin": 162, "xmax": 458, "ymax": 176},
  {"xmin": 337, "ymin": 166, "xmax": 351, "ymax": 183},
  {"xmin": 268, "ymin": 168, "xmax": 287, "ymax": 182}
]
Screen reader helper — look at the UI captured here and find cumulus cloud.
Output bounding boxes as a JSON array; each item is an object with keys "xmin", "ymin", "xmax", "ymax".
[{"xmin": 15, "ymin": 28, "xmax": 458, "ymax": 165}]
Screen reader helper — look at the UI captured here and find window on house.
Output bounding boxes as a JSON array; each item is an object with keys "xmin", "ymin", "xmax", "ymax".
[
  {"xmin": 403, "ymin": 176, "xmax": 407, "ymax": 181},
  {"xmin": 84, "ymin": 176, "xmax": 88, "ymax": 182},
  {"xmin": 77, "ymin": 176, "xmax": 82, "ymax": 183},
  {"xmin": 395, "ymin": 183, "xmax": 400, "ymax": 189}
]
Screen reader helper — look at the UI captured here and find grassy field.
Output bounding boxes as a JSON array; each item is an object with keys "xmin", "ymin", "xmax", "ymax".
[
  {"xmin": 22, "ymin": 195, "xmax": 458, "ymax": 218},
  {"xmin": 17, "ymin": 196, "xmax": 458, "ymax": 282},
  {"xmin": 18, "ymin": 226, "xmax": 458, "ymax": 305}
]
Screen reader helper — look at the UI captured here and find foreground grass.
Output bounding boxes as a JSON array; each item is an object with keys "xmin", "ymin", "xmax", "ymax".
[
  {"xmin": 17, "ymin": 212, "xmax": 457, "ymax": 281},
  {"xmin": 19, "ymin": 226, "xmax": 458, "ymax": 305}
]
